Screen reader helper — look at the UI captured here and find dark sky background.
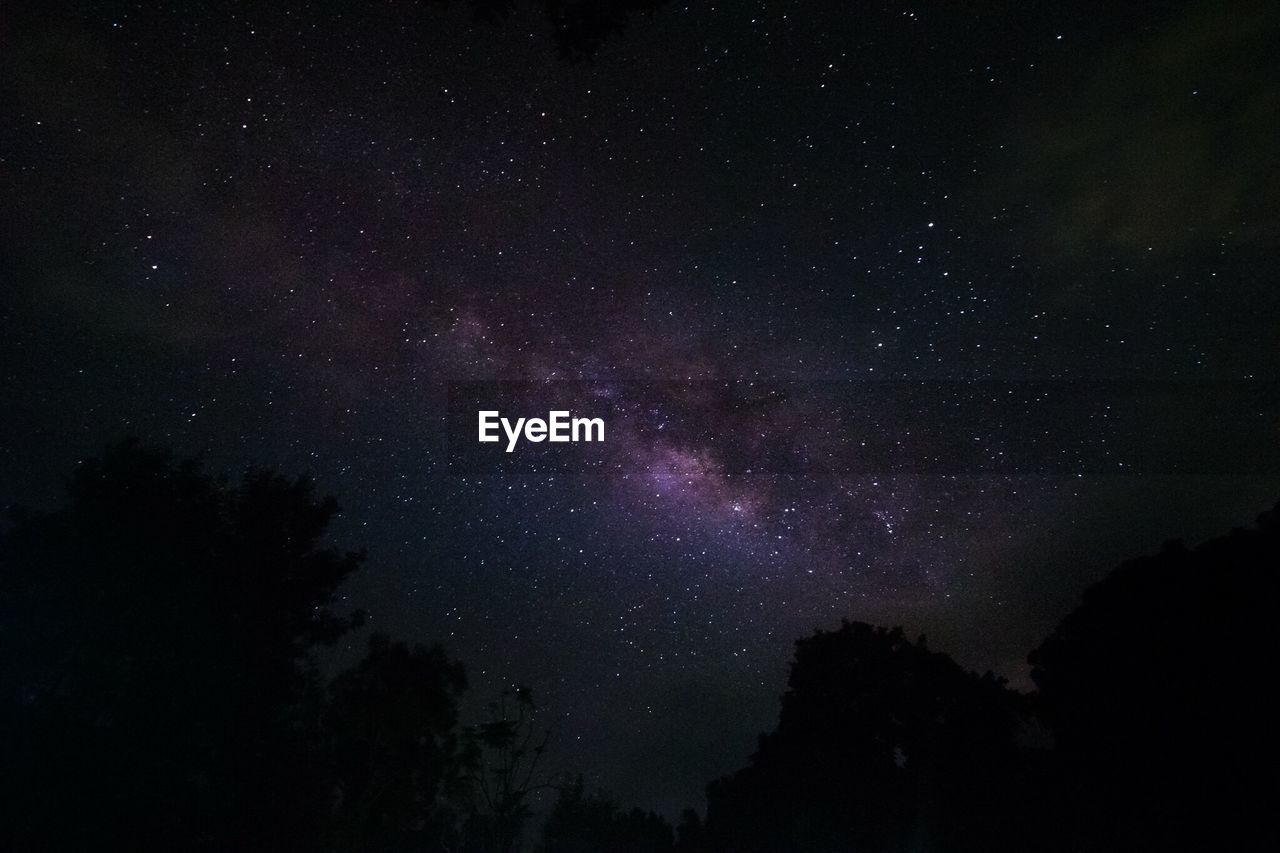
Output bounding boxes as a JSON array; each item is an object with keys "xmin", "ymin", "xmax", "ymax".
[{"xmin": 3, "ymin": 0, "xmax": 1278, "ymax": 819}]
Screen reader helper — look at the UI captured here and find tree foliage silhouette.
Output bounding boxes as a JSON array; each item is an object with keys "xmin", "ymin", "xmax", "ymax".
[
  {"xmin": 1028, "ymin": 502, "xmax": 1280, "ymax": 851},
  {"xmin": 324, "ymin": 633, "xmax": 469, "ymax": 853},
  {"xmin": 689, "ymin": 502, "xmax": 1280, "ymax": 853},
  {"xmin": 4, "ymin": 440, "xmax": 1277, "ymax": 852},
  {"xmin": 0, "ymin": 441, "xmax": 470, "ymax": 852},
  {"xmin": 538, "ymin": 777, "xmax": 674, "ymax": 853},
  {"xmin": 457, "ymin": 686, "xmax": 558, "ymax": 853},
  {"xmin": 695, "ymin": 622, "xmax": 1031, "ymax": 853}
]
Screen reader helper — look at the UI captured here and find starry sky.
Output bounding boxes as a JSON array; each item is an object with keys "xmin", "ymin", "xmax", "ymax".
[{"xmin": 3, "ymin": 0, "xmax": 1278, "ymax": 819}]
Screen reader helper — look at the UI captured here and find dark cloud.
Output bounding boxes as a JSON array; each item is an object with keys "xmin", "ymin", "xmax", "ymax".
[{"xmin": 1009, "ymin": 0, "xmax": 1279, "ymax": 258}]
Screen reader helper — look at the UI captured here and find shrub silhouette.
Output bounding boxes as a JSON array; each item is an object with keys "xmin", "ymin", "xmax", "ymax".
[{"xmin": 538, "ymin": 777, "xmax": 673, "ymax": 853}]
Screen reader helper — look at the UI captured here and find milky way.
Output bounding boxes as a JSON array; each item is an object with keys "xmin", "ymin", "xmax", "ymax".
[{"xmin": 3, "ymin": 0, "xmax": 1278, "ymax": 817}]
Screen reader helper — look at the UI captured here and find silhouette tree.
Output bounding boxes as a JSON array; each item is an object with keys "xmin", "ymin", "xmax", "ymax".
[
  {"xmin": 673, "ymin": 808, "xmax": 707, "ymax": 853},
  {"xmin": 457, "ymin": 686, "xmax": 557, "ymax": 853},
  {"xmin": 538, "ymin": 777, "xmax": 673, "ymax": 853},
  {"xmin": 8, "ymin": 441, "xmax": 1277, "ymax": 852},
  {"xmin": 1028, "ymin": 501, "xmax": 1280, "ymax": 852},
  {"xmin": 323, "ymin": 633, "xmax": 469, "ymax": 853},
  {"xmin": 0, "ymin": 441, "xmax": 466, "ymax": 852},
  {"xmin": 697, "ymin": 622, "xmax": 1033, "ymax": 853}
]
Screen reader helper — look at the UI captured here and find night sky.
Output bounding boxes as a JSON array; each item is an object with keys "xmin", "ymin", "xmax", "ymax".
[{"xmin": 3, "ymin": 0, "xmax": 1278, "ymax": 818}]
